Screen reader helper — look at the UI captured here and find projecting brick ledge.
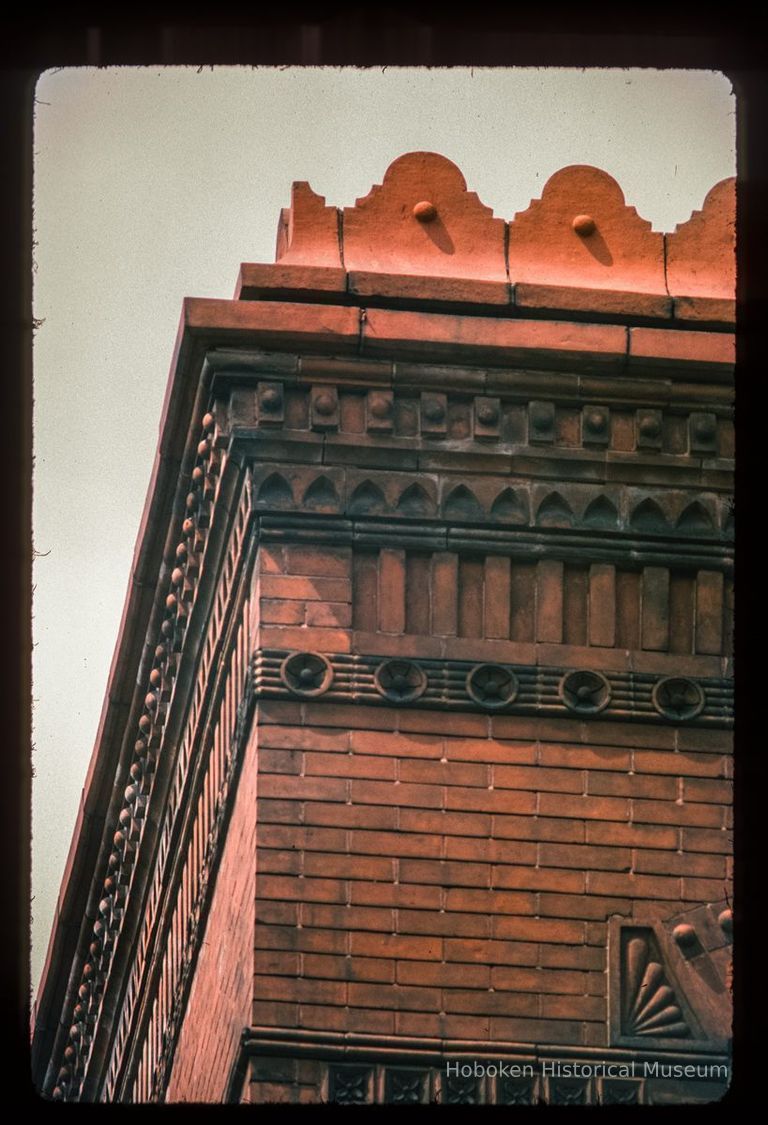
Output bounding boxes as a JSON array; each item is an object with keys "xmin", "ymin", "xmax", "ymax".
[
  {"xmin": 187, "ymin": 298, "xmax": 734, "ymax": 378},
  {"xmin": 236, "ymin": 263, "xmax": 734, "ymax": 327}
]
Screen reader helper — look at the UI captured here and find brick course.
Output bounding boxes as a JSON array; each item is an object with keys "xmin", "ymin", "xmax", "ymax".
[{"xmin": 250, "ymin": 703, "xmax": 732, "ymax": 1063}]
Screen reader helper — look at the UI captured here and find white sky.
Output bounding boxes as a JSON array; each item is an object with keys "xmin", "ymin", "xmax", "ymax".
[{"xmin": 31, "ymin": 66, "xmax": 736, "ymax": 996}]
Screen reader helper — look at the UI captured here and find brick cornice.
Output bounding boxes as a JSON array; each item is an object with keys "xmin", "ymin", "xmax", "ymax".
[
  {"xmin": 186, "ymin": 297, "xmax": 735, "ymax": 379},
  {"xmin": 237, "ymin": 265, "xmax": 736, "ymax": 330},
  {"xmin": 235, "ymin": 1025, "xmax": 731, "ymax": 1067}
]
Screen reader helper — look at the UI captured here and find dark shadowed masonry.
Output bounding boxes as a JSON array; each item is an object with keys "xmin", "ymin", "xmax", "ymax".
[{"xmin": 32, "ymin": 153, "xmax": 734, "ymax": 1105}]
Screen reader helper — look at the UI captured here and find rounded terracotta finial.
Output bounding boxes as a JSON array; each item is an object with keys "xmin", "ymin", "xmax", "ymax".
[
  {"xmin": 672, "ymin": 923, "xmax": 697, "ymax": 948},
  {"xmin": 719, "ymin": 908, "xmax": 733, "ymax": 935},
  {"xmin": 261, "ymin": 387, "xmax": 282, "ymax": 411},
  {"xmin": 572, "ymin": 214, "xmax": 596, "ymax": 237},
  {"xmin": 413, "ymin": 200, "xmax": 437, "ymax": 223},
  {"xmin": 423, "ymin": 399, "xmax": 445, "ymax": 423},
  {"xmin": 313, "ymin": 392, "xmax": 336, "ymax": 417},
  {"xmin": 477, "ymin": 403, "xmax": 499, "ymax": 426},
  {"xmin": 585, "ymin": 408, "xmax": 608, "ymax": 434},
  {"xmin": 369, "ymin": 393, "xmax": 392, "ymax": 419},
  {"xmin": 639, "ymin": 413, "xmax": 661, "ymax": 439},
  {"xmin": 693, "ymin": 415, "xmax": 717, "ymax": 441}
]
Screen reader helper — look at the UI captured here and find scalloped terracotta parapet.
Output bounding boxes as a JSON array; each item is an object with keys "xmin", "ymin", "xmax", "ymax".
[
  {"xmin": 666, "ymin": 178, "xmax": 735, "ymax": 319},
  {"xmin": 253, "ymin": 154, "xmax": 733, "ymax": 321},
  {"xmin": 275, "ymin": 181, "xmax": 343, "ymax": 268},
  {"xmin": 341, "ymin": 152, "xmax": 508, "ymax": 284},
  {"xmin": 508, "ymin": 166, "xmax": 667, "ymax": 301}
]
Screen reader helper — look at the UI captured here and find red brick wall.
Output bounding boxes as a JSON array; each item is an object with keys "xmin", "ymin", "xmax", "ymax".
[
  {"xmin": 251, "ymin": 704, "xmax": 731, "ymax": 1056},
  {"xmin": 162, "ymin": 523, "xmax": 731, "ymax": 1104},
  {"xmin": 242, "ymin": 537, "xmax": 732, "ymax": 1085},
  {"xmin": 166, "ymin": 720, "xmax": 258, "ymax": 1102}
]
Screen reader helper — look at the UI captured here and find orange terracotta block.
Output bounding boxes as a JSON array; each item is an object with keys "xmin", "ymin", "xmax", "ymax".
[
  {"xmin": 666, "ymin": 178, "xmax": 736, "ymax": 300},
  {"xmin": 508, "ymin": 165, "xmax": 666, "ymax": 295},
  {"xmin": 342, "ymin": 151, "xmax": 507, "ymax": 282},
  {"xmin": 275, "ymin": 181, "xmax": 342, "ymax": 268}
]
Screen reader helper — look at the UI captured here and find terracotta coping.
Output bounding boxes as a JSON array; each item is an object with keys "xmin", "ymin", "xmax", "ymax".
[{"xmin": 260, "ymin": 152, "xmax": 734, "ymax": 318}]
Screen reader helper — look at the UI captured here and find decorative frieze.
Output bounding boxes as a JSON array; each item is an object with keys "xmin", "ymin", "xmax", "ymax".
[
  {"xmin": 247, "ymin": 463, "xmax": 733, "ymax": 548},
  {"xmin": 251, "ymin": 649, "xmax": 733, "ymax": 727},
  {"xmin": 224, "ymin": 380, "xmax": 735, "ymax": 464},
  {"xmin": 52, "ymin": 412, "xmax": 226, "ymax": 1103},
  {"xmin": 239, "ymin": 1046, "xmax": 728, "ymax": 1105},
  {"xmin": 103, "ymin": 464, "xmax": 253, "ymax": 1102}
]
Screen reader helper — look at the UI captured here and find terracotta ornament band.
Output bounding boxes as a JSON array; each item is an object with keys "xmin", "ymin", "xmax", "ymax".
[{"xmin": 253, "ymin": 649, "xmax": 733, "ymax": 727}]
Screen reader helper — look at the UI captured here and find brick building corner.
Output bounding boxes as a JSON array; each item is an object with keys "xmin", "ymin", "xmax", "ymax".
[{"xmin": 32, "ymin": 152, "xmax": 734, "ymax": 1105}]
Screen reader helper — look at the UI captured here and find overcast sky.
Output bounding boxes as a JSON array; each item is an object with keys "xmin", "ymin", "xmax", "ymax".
[{"xmin": 31, "ymin": 66, "xmax": 736, "ymax": 995}]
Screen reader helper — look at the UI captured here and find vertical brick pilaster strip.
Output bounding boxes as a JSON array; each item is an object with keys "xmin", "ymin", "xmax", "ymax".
[
  {"xmin": 484, "ymin": 555, "xmax": 511, "ymax": 640},
  {"xmin": 669, "ymin": 572, "xmax": 695, "ymax": 654},
  {"xmin": 378, "ymin": 549, "xmax": 406, "ymax": 633},
  {"xmin": 252, "ymin": 545, "xmax": 283, "ymax": 633},
  {"xmin": 563, "ymin": 565, "xmax": 588, "ymax": 646},
  {"xmin": 696, "ymin": 570, "xmax": 724, "ymax": 655},
  {"xmin": 405, "ymin": 553, "xmax": 431, "ymax": 635},
  {"xmin": 536, "ymin": 560, "xmax": 564, "ymax": 644},
  {"xmin": 723, "ymin": 576, "xmax": 734, "ymax": 659},
  {"xmin": 353, "ymin": 551, "xmax": 378, "ymax": 632},
  {"xmin": 616, "ymin": 570, "xmax": 640, "ymax": 650},
  {"xmin": 589, "ymin": 564, "xmax": 616, "ymax": 648},
  {"xmin": 641, "ymin": 566, "xmax": 670, "ymax": 651},
  {"xmin": 432, "ymin": 552, "xmax": 458, "ymax": 636},
  {"xmin": 510, "ymin": 561, "xmax": 536, "ymax": 642},
  {"xmin": 458, "ymin": 558, "xmax": 484, "ymax": 639}
]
